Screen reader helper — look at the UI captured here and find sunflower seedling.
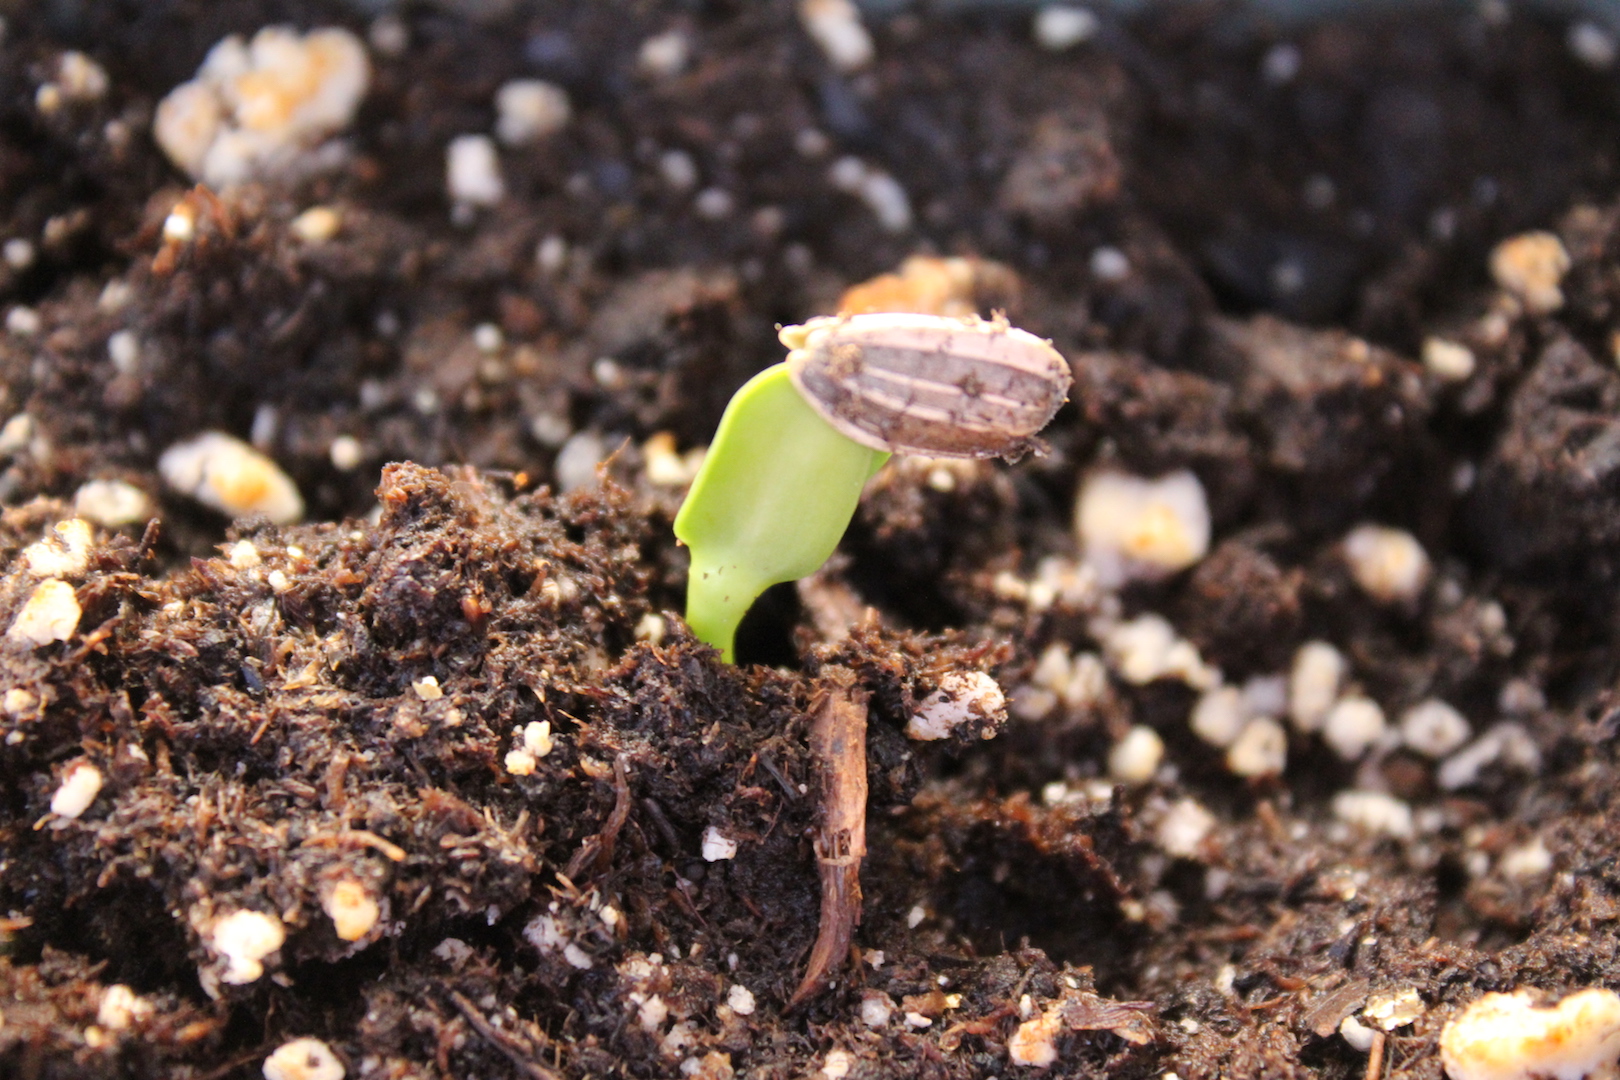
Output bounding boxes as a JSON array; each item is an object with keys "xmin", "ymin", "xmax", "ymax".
[{"xmin": 674, "ymin": 312, "xmax": 1070, "ymax": 660}]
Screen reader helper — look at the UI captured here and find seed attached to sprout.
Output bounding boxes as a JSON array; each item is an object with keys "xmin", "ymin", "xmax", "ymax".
[{"xmin": 781, "ymin": 313, "xmax": 1071, "ymax": 460}]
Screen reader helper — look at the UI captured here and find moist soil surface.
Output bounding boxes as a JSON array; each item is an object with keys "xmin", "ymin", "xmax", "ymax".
[{"xmin": 5, "ymin": 2, "xmax": 1620, "ymax": 1078}]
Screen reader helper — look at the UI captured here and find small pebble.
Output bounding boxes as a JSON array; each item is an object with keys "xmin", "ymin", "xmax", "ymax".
[
  {"xmin": 1340, "ymin": 1015, "xmax": 1378, "ymax": 1052},
  {"xmin": 1034, "ymin": 6, "xmax": 1099, "ymax": 51},
  {"xmin": 163, "ymin": 203, "xmax": 197, "ymax": 244},
  {"xmin": 536, "ymin": 235, "xmax": 568, "ymax": 275},
  {"xmin": 798, "ymin": 0, "xmax": 874, "ymax": 72},
  {"xmin": 8, "ymin": 580, "xmax": 81, "ymax": 646},
  {"xmin": 158, "ymin": 431, "xmax": 304, "ymax": 524},
  {"xmin": 1342, "ymin": 523, "xmax": 1430, "ymax": 604},
  {"xmin": 368, "ymin": 13, "xmax": 409, "ymax": 57},
  {"xmin": 49, "ymin": 760, "xmax": 102, "ymax": 818},
  {"xmin": 263, "ymin": 1036, "xmax": 345, "ymax": 1080},
  {"xmin": 694, "ymin": 187, "xmax": 734, "ymax": 220},
  {"xmin": 494, "ymin": 79, "xmax": 570, "ymax": 146},
  {"xmin": 1498, "ymin": 837, "xmax": 1553, "ymax": 879},
  {"xmin": 446, "ymin": 134, "xmax": 505, "ymax": 208},
  {"xmin": 228, "ymin": 540, "xmax": 262, "ymax": 569},
  {"xmin": 860, "ymin": 992, "xmax": 894, "ymax": 1027},
  {"xmin": 1489, "ymin": 231, "xmax": 1571, "ymax": 315}
]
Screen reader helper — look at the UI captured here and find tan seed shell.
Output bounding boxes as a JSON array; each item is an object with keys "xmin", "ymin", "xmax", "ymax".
[{"xmin": 780, "ymin": 313, "xmax": 1071, "ymax": 460}]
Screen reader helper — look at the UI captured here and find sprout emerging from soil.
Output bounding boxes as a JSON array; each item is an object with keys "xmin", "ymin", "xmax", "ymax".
[{"xmin": 675, "ymin": 312, "xmax": 1069, "ymax": 660}]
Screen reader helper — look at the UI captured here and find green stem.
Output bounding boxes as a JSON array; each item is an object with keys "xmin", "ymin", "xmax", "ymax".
[{"xmin": 674, "ymin": 363, "xmax": 888, "ymax": 661}]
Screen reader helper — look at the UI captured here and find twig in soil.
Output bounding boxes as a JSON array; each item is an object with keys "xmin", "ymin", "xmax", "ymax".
[
  {"xmin": 448, "ymin": 989, "xmax": 561, "ymax": 1080},
  {"xmin": 1365, "ymin": 1029, "xmax": 1387, "ymax": 1080},
  {"xmin": 789, "ymin": 666, "xmax": 869, "ymax": 1008},
  {"xmin": 564, "ymin": 754, "xmax": 631, "ymax": 880}
]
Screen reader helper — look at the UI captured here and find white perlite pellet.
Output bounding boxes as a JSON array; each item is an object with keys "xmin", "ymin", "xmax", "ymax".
[
  {"xmin": 446, "ymin": 134, "xmax": 505, "ymax": 208},
  {"xmin": 1288, "ymin": 641, "xmax": 1345, "ymax": 733},
  {"xmin": 1033, "ymin": 6, "xmax": 1099, "ymax": 51},
  {"xmin": 1440, "ymin": 989, "xmax": 1620, "ymax": 1080},
  {"xmin": 906, "ymin": 671, "xmax": 1006, "ymax": 741},
  {"xmin": 322, "ymin": 879, "xmax": 380, "ymax": 942},
  {"xmin": 50, "ymin": 760, "xmax": 102, "ymax": 818},
  {"xmin": 22, "ymin": 518, "xmax": 94, "ymax": 578},
  {"xmin": 1321, "ymin": 696, "xmax": 1387, "ymax": 760},
  {"xmin": 73, "ymin": 480, "xmax": 150, "ymax": 528},
  {"xmin": 1422, "ymin": 337, "xmax": 1476, "ymax": 382},
  {"xmin": 1157, "ymin": 798, "xmax": 1216, "ymax": 859},
  {"xmin": 827, "ymin": 157, "xmax": 913, "ymax": 233},
  {"xmin": 1226, "ymin": 717, "xmax": 1287, "ymax": 777},
  {"xmin": 1332, "ymin": 789, "xmax": 1413, "ymax": 839},
  {"xmin": 97, "ymin": 985, "xmax": 153, "ymax": 1031},
  {"xmin": 1108, "ymin": 725, "xmax": 1163, "ymax": 784},
  {"xmin": 702, "ymin": 826, "xmax": 738, "ymax": 861},
  {"xmin": 210, "ymin": 909, "xmax": 286, "ymax": 984},
  {"xmin": 158, "ymin": 431, "xmax": 304, "ymax": 523},
  {"xmin": 798, "ymin": 0, "xmax": 874, "ymax": 72},
  {"xmin": 153, "ymin": 27, "xmax": 369, "ymax": 188},
  {"xmin": 1190, "ymin": 686, "xmax": 1246, "ymax": 747},
  {"xmin": 726, "ymin": 984, "xmax": 756, "ymax": 1016},
  {"xmin": 1489, "ymin": 231, "xmax": 1571, "ymax": 315},
  {"xmin": 8, "ymin": 580, "xmax": 81, "ymax": 645},
  {"xmin": 1343, "ymin": 523, "xmax": 1430, "ymax": 603},
  {"xmin": 1075, "ymin": 470, "xmax": 1210, "ymax": 588},
  {"xmin": 494, "ymin": 79, "xmax": 570, "ymax": 146},
  {"xmin": 1101, "ymin": 614, "xmax": 1220, "ymax": 691},
  {"xmin": 1399, "ymin": 698, "xmax": 1471, "ymax": 758},
  {"xmin": 263, "ymin": 1037, "xmax": 345, "ymax": 1080}
]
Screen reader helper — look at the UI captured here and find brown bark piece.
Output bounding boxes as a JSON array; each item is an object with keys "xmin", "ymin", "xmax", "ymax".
[{"xmin": 789, "ymin": 667, "xmax": 869, "ymax": 1008}]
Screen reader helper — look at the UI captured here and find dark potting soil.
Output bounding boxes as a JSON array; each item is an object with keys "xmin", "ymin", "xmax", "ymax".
[{"xmin": 4, "ymin": 2, "xmax": 1620, "ymax": 1078}]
